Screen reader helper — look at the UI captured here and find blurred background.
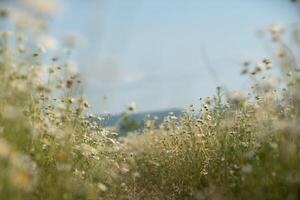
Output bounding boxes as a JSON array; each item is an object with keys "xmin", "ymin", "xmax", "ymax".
[{"xmin": 2, "ymin": 0, "xmax": 299, "ymax": 114}]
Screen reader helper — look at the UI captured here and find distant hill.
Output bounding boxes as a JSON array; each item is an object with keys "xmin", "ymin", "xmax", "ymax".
[
  {"xmin": 94, "ymin": 108, "xmax": 182, "ymax": 136},
  {"xmin": 102, "ymin": 108, "xmax": 182, "ymax": 126}
]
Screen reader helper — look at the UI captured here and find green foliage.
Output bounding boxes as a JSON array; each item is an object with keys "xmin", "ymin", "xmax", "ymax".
[{"xmin": 119, "ymin": 112, "xmax": 142, "ymax": 133}]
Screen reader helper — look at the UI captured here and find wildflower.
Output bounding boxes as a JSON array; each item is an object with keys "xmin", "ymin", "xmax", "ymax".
[
  {"xmin": 256, "ymin": 77, "xmax": 278, "ymax": 92},
  {"xmin": 46, "ymin": 127, "xmax": 66, "ymax": 140},
  {"xmin": 205, "ymin": 97, "xmax": 212, "ymax": 105},
  {"xmin": 269, "ymin": 142, "xmax": 278, "ymax": 150},
  {"xmin": 262, "ymin": 58, "xmax": 272, "ymax": 66},
  {"xmin": 37, "ymin": 35, "xmax": 58, "ymax": 52},
  {"xmin": 77, "ymin": 143, "xmax": 97, "ymax": 157},
  {"xmin": 83, "ymin": 101, "xmax": 90, "ymax": 108},
  {"xmin": 206, "ymin": 114, "xmax": 212, "ymax": 121},
  {"xmin": 18, "ymin": 44, "xmax": 26, "ymax": 53},
  {"xmin": 120, "ymin": 164, "xmax": 130, "ymax": 174},
  {"xmin": 127, "ymin": 102, "xmax": 137, "ymax": 112},
  {"xmin": 287, "ymin": 71, "xmax": 293, "ymax": 77},
  {"xmin": 98, "ymin": 183, "xmax": 108, "ymax": 192},
  {"xmin": 67, "ymin": 98, "xmax": 74, "ymax": 104},
  {"xmin": 270, "ymin": 24, "xmax": 282, "ymax": 34},
  {"xmin": 227, "ymin": 91, "xmax": 248, "ymax": 105},
  {"xmin": 270, "ymin": 23, "xmax": 283, "ymax": 41},
  {"xmin": 170, "ymin": 116, "xmax": 177, "ymax": 120},
  {"xmin": 66, "ymin": 79, "xmax": 73, "ymax": 88},
  {"xmin": 21, "ymin": 0, "xmax": 60, "ymax": 16},
  {"xmin": 97, "ymin": 116, "xmax": 103, "ymax": 121},
  {"xmin": 73, "ymin": 169, "xmax": 86, "ymax": 178},
  {"xmin": 254, "ymin": 62, "xmax": 265, "ymax": 72}
]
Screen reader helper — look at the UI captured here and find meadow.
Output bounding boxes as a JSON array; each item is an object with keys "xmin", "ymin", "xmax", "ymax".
[{"xmin": 0, "ymin": 1, "xmax": 299, "ymax": 200}]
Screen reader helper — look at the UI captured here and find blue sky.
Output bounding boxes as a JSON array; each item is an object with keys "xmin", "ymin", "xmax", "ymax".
[{"xmin": 51, "ymin": 0, "xmax": 299, "ymax": 113}]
